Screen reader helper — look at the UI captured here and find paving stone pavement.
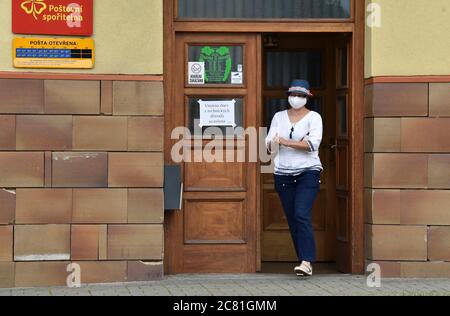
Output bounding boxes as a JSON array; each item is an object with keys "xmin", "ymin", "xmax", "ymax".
[{"xmin": 1, "ymin": 274, "xmax": 450, "ymax": 296}]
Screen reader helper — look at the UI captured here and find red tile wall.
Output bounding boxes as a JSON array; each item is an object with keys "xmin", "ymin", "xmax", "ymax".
[
  {"xmin": 365, "ymin": 82, "xmax": 450, "ymax": 277},
  {"xmin": 0, "ymin": 79, "xmax": 165, "ymax": 287}
]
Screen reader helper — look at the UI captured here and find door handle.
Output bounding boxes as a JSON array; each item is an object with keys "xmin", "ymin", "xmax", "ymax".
[
  {"xmin": 329, "ymin": 138, "xmax": 337, "ymax": 163},
  {"xmin": 329, "ymin": 139, "xmax": 337, "ymax": 149}
]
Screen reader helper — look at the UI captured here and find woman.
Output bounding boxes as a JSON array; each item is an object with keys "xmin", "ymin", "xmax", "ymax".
[{"xmin": 265, "ymin": 79, "xmax": 323, "ymax": 277}]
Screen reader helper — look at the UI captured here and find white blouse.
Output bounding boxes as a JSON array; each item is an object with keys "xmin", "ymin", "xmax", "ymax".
[{"xmin": 265, "ymin": 110, "xmax": 324, "ymax": 176}]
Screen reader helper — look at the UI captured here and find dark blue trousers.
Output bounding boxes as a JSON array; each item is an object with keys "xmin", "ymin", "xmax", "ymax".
[{"xmin": 274, "ymin": 170, "xmax": 321, "ymax": 262}]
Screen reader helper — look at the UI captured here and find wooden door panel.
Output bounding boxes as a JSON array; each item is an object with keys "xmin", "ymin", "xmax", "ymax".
[
  {"xmin": 263, "ymin": 190, "xmax": 286, "ymax": 230},
  {"xmin": 262, "ymin": 173, "xmax": 274, "ymax": 184},
  {"xmin": 315, "ymin": 233, "xmax": 335, "ymax": 261},
  {"xmin": 336, "ymin": 143, "xmax": 349, "ymax": 189},
  {"xmin": 184, "ymin": 199, "xmax": 246, "ymax": 243},
  {"xmin": 183, "ymin": 245, "xmax": 249, "ymax": 273},
  {"xmin": 262, "ymin": 231, "xmax": 297, "ymax": 261},
  {"xmin": 262, "ymin": 230, "xmax": 332, "ymax": 262},
  {"xmin": 336, "ymin": 194, "xmax": 349, "ymax": 242},
  {"xmin": 185, "ymin": 160, "xmax": 246, "ymax": 191},
  {"xmin": 312, "ymin": 190, "xmax": 327, "ymax": 231}
]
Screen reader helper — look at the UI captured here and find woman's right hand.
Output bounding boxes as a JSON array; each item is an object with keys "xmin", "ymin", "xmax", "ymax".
[
  {"xmin": 272, "ymin": 133, "xmax": 280, "ymax": 144},
  {"xmin": 268, "ymin": 133, "xmax": 280, "ymax": 154},
  {"xmin": 273, "ymin": 133, "xmax": 290, "ymax": 146}
]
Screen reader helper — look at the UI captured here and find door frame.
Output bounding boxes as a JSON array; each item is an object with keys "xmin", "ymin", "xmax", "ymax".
[
  {"xmin": 163, "ymin": 0, "xmax": 365, "ymax": 274},
  {"xmin": 260, "ymin": 33, "xmax": 343, "ymax": 266}
]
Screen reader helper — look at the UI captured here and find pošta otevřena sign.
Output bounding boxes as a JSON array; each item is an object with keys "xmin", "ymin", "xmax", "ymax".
[
  {"xmin": 12, "ymin": 0, "xmax": 93, "ymax": 36},
  {"xmin": 13, "ymin": 37, "xmax": 95, "ymax": 69}
]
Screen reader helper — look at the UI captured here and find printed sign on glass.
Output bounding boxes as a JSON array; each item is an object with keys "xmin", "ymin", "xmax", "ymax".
[
  {"xmin": 231, "ymin": 72, "xmax": 243, "ymax": 84},
  {"xmin": 199, "ymin": 46, "xmax": 232, "ymax": 83},
  {"xmin": 198, "ymin": 99, "xmax": 236, "ymax": 128},
  {"xmin": 188, "ymin": 61, "xmax": 205, "ymax": 85},
  {"xmin": 188, "ymin": 45, "xmax": 244, "ymax": 85}
]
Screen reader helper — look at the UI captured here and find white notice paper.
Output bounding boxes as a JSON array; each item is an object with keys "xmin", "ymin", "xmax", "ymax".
[{"xmin": 198, "ymin": 99, "xmax": 236, "ymax": 128}]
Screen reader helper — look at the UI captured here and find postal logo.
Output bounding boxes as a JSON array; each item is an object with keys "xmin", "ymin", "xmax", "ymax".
[
  {"xmin": 13, "ymin": 0, "xmax": 92, "ymax": 36},
  {"xmin": 21, "ymin": 0, "xmax": 47, "ymax": 20}
]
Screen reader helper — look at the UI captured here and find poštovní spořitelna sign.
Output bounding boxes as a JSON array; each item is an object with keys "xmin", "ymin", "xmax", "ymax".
[{"xmin": 12, "ymin": 0, "xmax": 93, "ymax": 36}]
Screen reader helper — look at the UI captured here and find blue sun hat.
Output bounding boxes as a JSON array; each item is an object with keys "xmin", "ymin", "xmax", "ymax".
[{"xmin": 287, "ymin": 79, "xmax": 314, "ymax": 97}]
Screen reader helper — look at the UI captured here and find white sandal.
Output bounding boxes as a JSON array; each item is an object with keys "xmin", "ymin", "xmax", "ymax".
[{"xmin": 294, "ymin": 262, "xmax": 313, "ymax": 277}]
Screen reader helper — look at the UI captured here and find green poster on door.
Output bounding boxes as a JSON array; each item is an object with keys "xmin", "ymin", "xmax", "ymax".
[{"xmin": 199, "ymin": 46, "xmax": 232, "ymax": 83}]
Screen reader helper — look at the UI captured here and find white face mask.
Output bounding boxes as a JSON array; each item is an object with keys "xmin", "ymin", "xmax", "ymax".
[{"xmin": 288, "ymin": 96, "xmax": 307, "ymax": 109}]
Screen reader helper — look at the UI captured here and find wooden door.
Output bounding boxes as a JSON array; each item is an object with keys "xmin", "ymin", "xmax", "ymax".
[
  {"xmin": 165, "ymin": 33, "xmax": 259, "ymax": 273},
  {"xmin": 261, "ymin": 34, "xmax": 337, "ymax": 263},
  {"xmin": 335, "ymin": 34, "xmax": 352, "ymax": 273}
]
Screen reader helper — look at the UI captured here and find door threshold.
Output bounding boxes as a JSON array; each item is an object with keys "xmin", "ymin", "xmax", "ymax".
[{"xmin": 261, "ymin": 262, "xmax": 338, "ymax": 274}]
